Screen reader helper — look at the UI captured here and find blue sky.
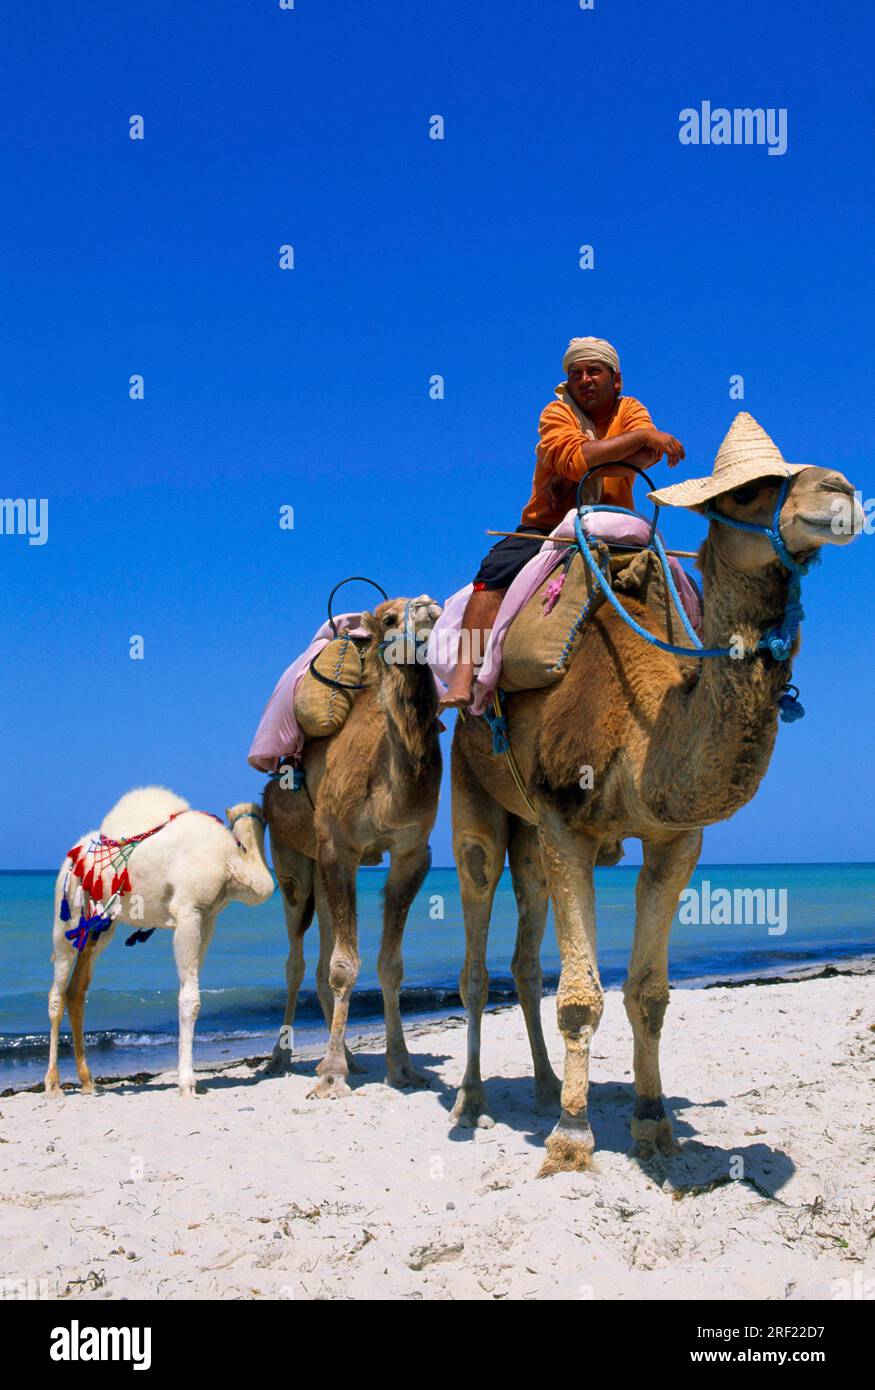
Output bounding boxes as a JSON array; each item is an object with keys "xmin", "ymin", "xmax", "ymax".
[{"xmin": 0, "ymin": 0, "xmax": 872, "ymax": 868}]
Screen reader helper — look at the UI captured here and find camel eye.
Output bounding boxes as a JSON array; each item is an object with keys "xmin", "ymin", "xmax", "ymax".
[{"xmin": 730, "ymin": 484, "xmax": 759, "ymax": 505}]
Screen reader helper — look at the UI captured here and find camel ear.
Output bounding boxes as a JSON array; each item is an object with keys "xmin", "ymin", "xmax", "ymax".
[
  {"xmin": 225, "ymin": 806, "xmax": 233, "ymax": 823},
  {"xmin": 360, "ymin": 609, "xmax": 380, "ymax": 637}
]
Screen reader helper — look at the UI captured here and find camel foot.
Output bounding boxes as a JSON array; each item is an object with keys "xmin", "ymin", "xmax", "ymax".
[
  {"xmin": 178, "ymin": 1078, "xmax": 205, "ymax": 1098},
  {"xmin": 307, "ymin": 1073, "xmax": 351, "ymax": 1100},
  {"xmin": 79, "ymin": 1079, "xmax": 101, "ymax": 1097},
  {"xmin": 386, "ymin": 1060, "xmax": 428, "ymax": 1090},
  {"xmin": 263, "ymin": 1046, "xmax": 294, "ymax": 1077},
  {"xmin": 630, "ymin": 1115, "xmax": 680, "ymax": 1159},
  {"xmin": 43, "ymin": 1071, "xmax": 63, "ymax": 1097},
  {"xmin": 451, "ymin": 1085, "xmax": 494, "ymax": 1129},
  {"xmin": 538, "ymin": 1116, "xmax": 595, "ymax": 1177}
]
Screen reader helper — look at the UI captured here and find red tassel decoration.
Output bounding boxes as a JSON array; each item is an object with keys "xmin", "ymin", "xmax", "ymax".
[
  {"xmin": 91, "ymin": 875, "xmax": 103, "ymax": 904},
  {"xmin": 73, "ymin": 858, "xmax": 86, "ymax": 880},
  {"xmin": 110, "ymin": 872, "xmax": 120, "ymax": 895},
  {"xmin": 118, "ymin": 867, "xmax": 132, "ymax": 895},
  {"xmin": 82, "ymin": 868, "xmax": 95, "ymax": 896},
  {"xmin": 67, "ymin": 845, "xmax": 82, "ymax": 864}
]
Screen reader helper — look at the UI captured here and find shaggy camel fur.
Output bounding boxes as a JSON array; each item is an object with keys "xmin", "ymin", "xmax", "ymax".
[
  {"xmin": 450, "ymin": 465, "xmax": 860, "ymax": 1174},
  {"xmin": 264, "ymin": 595, "xmax": 442, "ymax": 1096},
  {"xmin": 45, "ymin": 787, "xmax": 274, "ymax": 1097}
]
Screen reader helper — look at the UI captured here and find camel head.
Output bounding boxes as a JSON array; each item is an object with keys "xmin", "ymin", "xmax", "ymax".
[
  {"xmin": 700, "ymin": 467, "xmax": 862, "ymax": 574},
  {"xmin": 225, "ymin": 802, "xmax": 266, "ymax": 848},
  {"xmin": 364, "ymin": 594, "xmax": 443, "ymax": 647},
  {"xmin": 224, "ymin": 802, "xmax": 274, "ymax": 902}
]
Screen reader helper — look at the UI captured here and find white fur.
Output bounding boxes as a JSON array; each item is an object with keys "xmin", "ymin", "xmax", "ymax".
[{"xmin": 45, "ymin": 786, "xmax": 274, "ymax": 1097}]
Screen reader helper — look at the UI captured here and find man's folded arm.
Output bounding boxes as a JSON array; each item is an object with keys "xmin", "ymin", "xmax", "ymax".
[{"xmin": 538, "ymin": 404, "xmax": 653, "ymax": 482}]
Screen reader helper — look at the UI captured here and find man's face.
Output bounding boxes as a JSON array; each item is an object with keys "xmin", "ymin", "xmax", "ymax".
[{"xmin": 567, "ymin": 360, "xmax": 620, "ymax": 417}]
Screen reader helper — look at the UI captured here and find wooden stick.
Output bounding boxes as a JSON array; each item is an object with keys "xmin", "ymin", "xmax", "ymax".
[{"xmin": 486, "ymin": 530, "xmax": 698, "ymax": 560}]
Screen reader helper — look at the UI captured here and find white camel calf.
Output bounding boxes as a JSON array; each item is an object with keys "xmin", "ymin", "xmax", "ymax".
[{"xmin": 45, "ymin": 785, "xmax": 274, "ymax": 1097}]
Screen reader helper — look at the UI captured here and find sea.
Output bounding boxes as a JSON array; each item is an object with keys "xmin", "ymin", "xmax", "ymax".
[{"xmin": 2, "ymin": 863, "xmax": 873, "ymax": 1091}]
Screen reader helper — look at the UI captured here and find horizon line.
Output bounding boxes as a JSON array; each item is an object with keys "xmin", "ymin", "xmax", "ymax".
[{"xmin": 3, "ymin": 860, "xmax": 875, "ymax": 875}]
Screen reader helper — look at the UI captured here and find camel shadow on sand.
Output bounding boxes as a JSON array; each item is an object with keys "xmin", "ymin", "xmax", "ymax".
[
  {"xmin": 442, "ymin": 1075, "xmax": 797, "ymax": 1197},
  {"xmin": 86, "ymin": 1060, "xmax": 796, "ymax": 1199},
  {"xmin": 205, "ymin": 1044, "xmax": 456, "ymax": 1098},
  {"xmin": 81, "ymin": 1045, "xmax": 454, "ymax": 1098}
]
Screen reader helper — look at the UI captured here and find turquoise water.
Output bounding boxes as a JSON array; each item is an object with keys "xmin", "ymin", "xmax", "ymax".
[{"xmin": 2, "ymin": 864, "xmax": 873, "ymax": 1089}]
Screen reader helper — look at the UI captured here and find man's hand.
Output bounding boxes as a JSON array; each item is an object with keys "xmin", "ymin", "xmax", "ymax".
[
  {"xmin": 642, "ymin": 428, "xmax": 685, "ymax": 467},
  {"xmin": 575, "ymin": 425, "xmax": 686, "ymax": 477}
]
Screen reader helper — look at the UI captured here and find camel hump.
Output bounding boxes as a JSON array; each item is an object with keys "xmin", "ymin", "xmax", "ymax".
[
  {"xmin": 610, "ymin": 549, "xmax": 703, "ymax": 636},
  {"xmin": 100, "ymin": 786, "xmax": 190, "ymax": 839},
  {"xmin": 501, "ymin": 545, "xmax": 703, "ymax": 693}
]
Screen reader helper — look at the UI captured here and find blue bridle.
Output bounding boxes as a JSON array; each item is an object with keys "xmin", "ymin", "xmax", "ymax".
[
  {"xmin": 572, "ymin": 477, "xmax": 818, "ymax": 723},
  {"xmin": 377, "ymin": 599, "xmax": 430, "ymax": 663}
]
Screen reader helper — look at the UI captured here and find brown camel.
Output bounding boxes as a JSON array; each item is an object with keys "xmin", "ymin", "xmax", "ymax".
[
  {"xmin": 449, "ymin": 416, "xmax": 860, "ymax": 1174},
  {"xmin": 263, "ymin": 595, "xmax": 442, "ymax": 1096}
]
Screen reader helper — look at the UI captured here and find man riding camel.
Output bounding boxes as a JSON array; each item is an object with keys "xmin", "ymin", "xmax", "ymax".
[{"xmin": 438, "ymin": 336, "xmax": 686, "ymax": 713}]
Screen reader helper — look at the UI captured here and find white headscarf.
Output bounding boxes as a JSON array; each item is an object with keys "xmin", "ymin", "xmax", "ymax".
[{"xmin": 562, "ymin": 336, "xmax": 621, "ymax": 375}]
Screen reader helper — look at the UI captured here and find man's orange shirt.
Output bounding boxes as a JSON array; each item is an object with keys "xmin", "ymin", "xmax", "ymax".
[{"xmin": 520, "ymin": 395, "xmax": 654, "ymax": 530}]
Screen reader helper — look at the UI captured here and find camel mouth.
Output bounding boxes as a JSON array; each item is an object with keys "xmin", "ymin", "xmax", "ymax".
[
  {"xmin": 795, "ymin": 507, "xmax": 861, "ymax": 544},
  {"xmin": 408, "ymin": 599, "xmax": 443, "ymax": 634}
]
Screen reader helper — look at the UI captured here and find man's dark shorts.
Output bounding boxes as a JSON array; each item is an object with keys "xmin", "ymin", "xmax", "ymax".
[{"xmin": 472, "ymin": 527, "xmax": 551, "ymax": 592}]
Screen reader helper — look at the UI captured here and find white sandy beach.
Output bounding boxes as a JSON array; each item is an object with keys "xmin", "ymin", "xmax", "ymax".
[{"xmin": 2, "ymin": 971, "xmax": 873, "ymax": 1302}]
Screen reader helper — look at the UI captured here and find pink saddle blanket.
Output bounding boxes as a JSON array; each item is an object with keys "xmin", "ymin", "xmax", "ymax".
[
  {"xmin": 427, "ymin": 509, "xmax": 703, "ymax": 716},
  {"xmin": 248, "ymin": 612, "xmax": 372, "ymax": 772}
]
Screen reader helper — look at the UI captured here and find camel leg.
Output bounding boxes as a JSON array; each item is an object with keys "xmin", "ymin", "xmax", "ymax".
[
  {"xmin": 624, "ymin": 830, "xmax": 702, "ymax": 1158},
  {"xmin": 66, "ymin": 927, "xmax": 116, "ymax": 1095},
  {"xmin": 507, "ymin": 817, "xmax": 561, "ymax": 1112},
  {"xmin": 379, "ymin": 843, "xmax": 430, "ymax": 1090},
  {"xmin": 314, "ymin": 879, "xmax": 365, "ymax": 1074},
  {"xmin": 536, "ymin": 815, "xmax": 602, "ymax": 1176},
  {"xmin": 264, "ymin": 843, "xmax": 314, "ymax": 1076},
  {"xmin": 314, "ymin": 878, "xmax": 334, "ymax": 1028},
  {"xmin": 308, "ymin": 840, "xmax": 360, "ymax": 1099},
  {"xmin": 45, "ymin": 937, "xmax": 76, "ymax": 1095},
  {"xmin": 450, "ymin": 754, "xmax": 509, "ymax": 1128},
  {"xmin": 173, "ymin": 909, "xmax": 209, "ymax": 1097}
]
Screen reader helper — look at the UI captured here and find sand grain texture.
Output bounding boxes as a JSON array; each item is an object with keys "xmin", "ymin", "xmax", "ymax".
[{"xmin": 1, "ymin": 974, "xmax": 873, "ymax": 1301}]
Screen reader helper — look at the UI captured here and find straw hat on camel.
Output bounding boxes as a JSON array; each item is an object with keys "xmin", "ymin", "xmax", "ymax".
[{"xmin": 648, "ymin": 411, "xmax": 808, "ymax": 509}]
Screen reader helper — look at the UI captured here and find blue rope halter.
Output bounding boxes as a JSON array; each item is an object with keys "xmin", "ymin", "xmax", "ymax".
[
  {"xmin": 572, "ymin": 477, "xmax": 817, "ymax": 723},
  {"xmin": 483, "ymin": 700, "xmax": 510, "ymax": 754},
  {"xmin": 377, "ymin": 599, "xmax": 431, "ymax": 662},
  {"xmin": 702, "ymin": 478, "xmax": 819, "ymax": 664},
  {"xmin": 269, "ymin": 764, "xmax": 306, "ymax": 791}
]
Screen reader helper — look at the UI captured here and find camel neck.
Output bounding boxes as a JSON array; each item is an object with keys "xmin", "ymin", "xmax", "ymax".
[
  {"xmin": 653, "ymin": 535, "xmax": 793, "ymax": 825},
  {"xmin": 378, "ymin": 655, "xmax": 440, "ymax": 783}
]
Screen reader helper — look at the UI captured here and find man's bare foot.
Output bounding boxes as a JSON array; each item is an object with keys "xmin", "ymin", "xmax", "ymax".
[
  {"xmin": 438, "ymin": 690, "xmax": 473, "ymax": 714},
  {"xmin": 438, "ymin": 673, "xmax": 475, "ymax": 714}
]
